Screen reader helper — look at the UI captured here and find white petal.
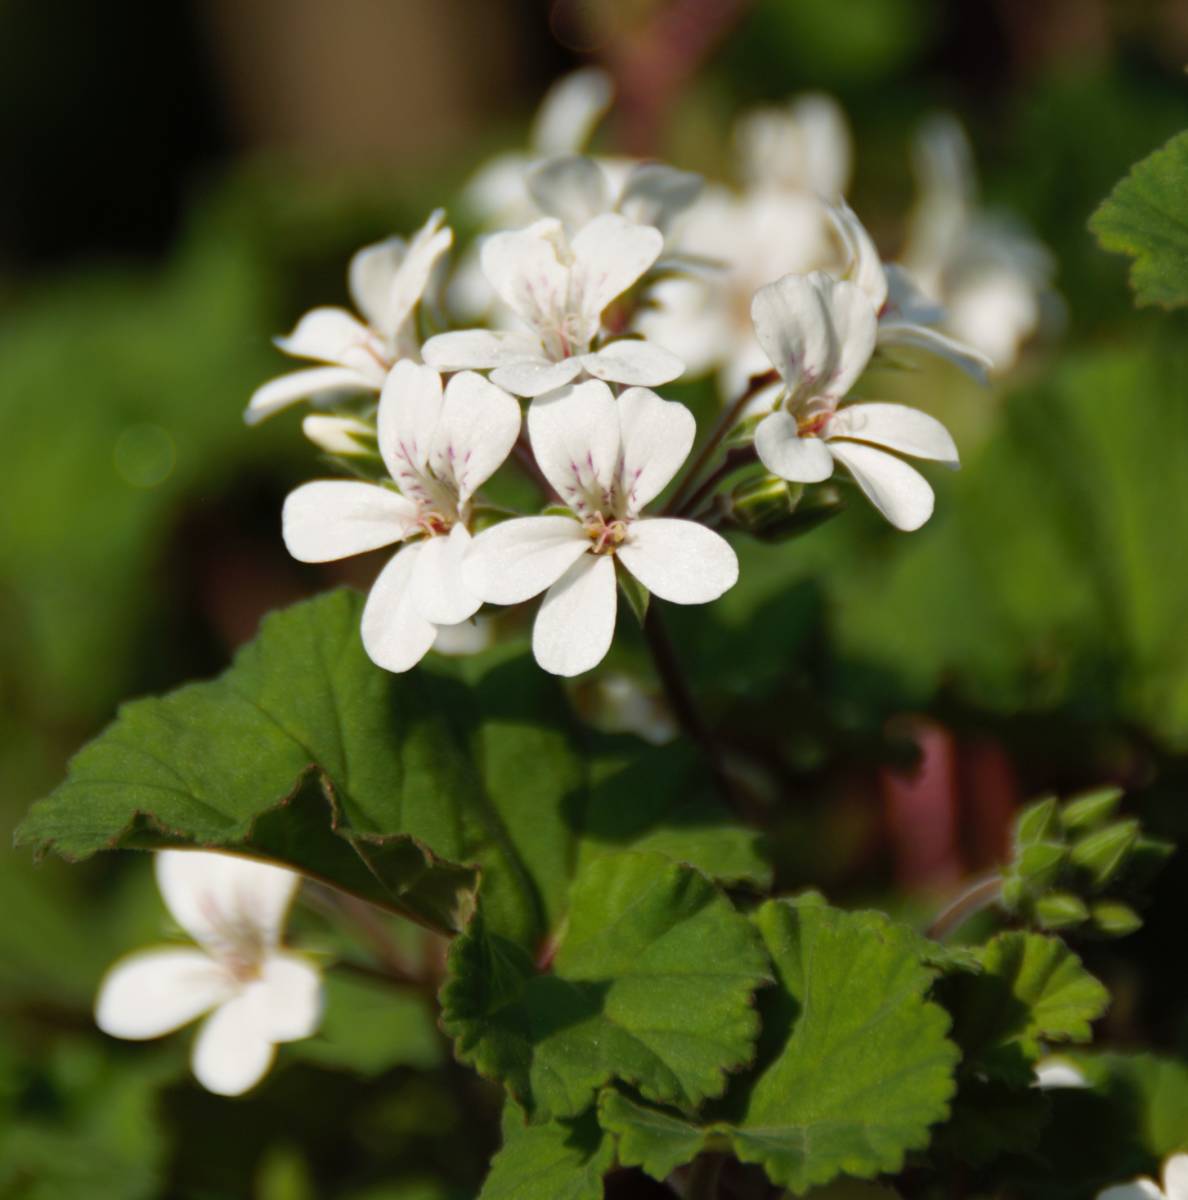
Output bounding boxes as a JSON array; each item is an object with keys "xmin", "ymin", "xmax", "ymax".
[
  {"xmin": 462, "ymin": 516, "xmax": 588, "ymax": 605},
  {"xmin": 274, "ymin": 307, "xmax": 378, "ymax": 366},
  {"xmin": 377, "ymin": 359, "xmax": 445, "ymax": 485},
  {"xmin": 618, "ymin": 163, "xmax": 703, "ymax": 234},
  {"xmin": 532, "ymin": 552, "xmax": 616, "ymax": 676},
  {"xmin": 1165, "ymin": 1155, "xmax": 1188, "ymax": 1200},
  {"xmin": 826, "ymin": 402, "xmax": 959, "ymax": 466},
  {"xmin": 481, "ymin": 220, "xmax": 570, "ymax": 334},
  {"xmin": 491, "ymin": 355, "xmax": 583, "ymax": 399},
  {"xmin": 580, "ymin": 340, "xmax": 685, "ymax": 388},
  {"xmin": 527, "ymin": 379, "xmax": 621, "ymax": 513},
  {"xmin": 155, "ymin": 850, "xmax": 302, "ymax": 953},
  {"xmin": 430, "ymin": 372, "xmax": 522, "ymax": 500},
  {"xmin": 375, "ymin": 209, "xmax": 452, "ymax": 340},
  {"xmin": 301, "ymin": 414, "xmax": 373, "ymax": 457},
  {"xmin": 95, "ymin": 948, "xmax": 232, "ymax": 1040},
  {"xmin": 422, "ymin": 328, "xmax": 543, "ymax": 370},
  {"xmin": 361, "ymin": 543, "xmax": 439, "ymax": 673},
  {"xmin": 411, "ymin": 525, "xmax": 481, "ymax": 626},
  {"xmin": 1097, "ymin": 1184, "xmax": 1165, "ymax": 1200},
  {"xmin": 829, "ymin": 200, "xmax": 888, "ymax": 312},
  {"xmin": 282, "ymin": 480, "xmax": 414, "ymax": 563},
  {"xmin": 531, "ymin": 67, "xmax": 613, "ymax": 156},
  {"xmin": 191, "ymin": 995, "xmax": 277, "ymax": 1096},
  {"xmin": 1032, "ymin": 1059, "xmax": 1089, "ymax": 1090},
  {"xmin": 349, "ymin": 236, "xmax": 407, "ymax": 331},
  {"xmin": 617, "ymin": 518, "xmax": 738, "ymax": 604},
  {"xmin": 827, "ymin": 440, "xmax": 936, "ymax": 531},
  {"xmin": 754, "ymin": 411, "xmax": 835, "ymax": 483},
  {"xmin": 877, "ymin": 320, "xmax": 992, "ymax": 384},
  {"xmin": 569, "ymin": 213, "xmax": 663, "ymax": 327},
  {"xmin": 527, "ymin": 155, "xmax": 610, "ymax": 230},
  {"xmin": 615, "ymin": 387, "xmax": 696, "ymax": 511},
  {"xmin": 245, "ymin": 366, "xmax": 375, "ymax": 426},
  {"xmin": 791, "ymin": 93, "xmax": 852, "ymax": 197},
  {"xmin": 750, "ymin": 273, "xmax": 837, "ymax": 397},
  {"xmin": 884, "ymin": 264, "xmax": 945, "ymax": 325},
  {"xmin": 247, "ymin": 952, "xmax": 323, "ymax": 1043}
]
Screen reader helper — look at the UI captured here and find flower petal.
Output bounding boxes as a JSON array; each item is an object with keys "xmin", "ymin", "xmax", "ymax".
[
  {"xmin": 532, "ymin": 552, "xmax": 616, "ymax": 676},
  {"xmin": 569, "ymin": 213, "xmax": 663, "ymax": 327},
  {"xmin": 617, "ymin": 518, "xmax": 738, "ymax": 604},
  {"xmin": 463, "ymin": 516, "xmax": 588, "ymax": 605},
  {"xmin": 191, "ymin": 995, "xmax": 277, "ymax": 1096},
  {"xmin": 282, "ymin": 481, "xmax": 415, "ymax": 563},
  {"xmin": 95, "ymin": 948, "xmax": 233, "ymax": 1040},
  {"xmin": 754, "ymin": 411, "xmax": 835, "ymax": 483},
  {"xmin": 826, "ymin": 402, "xmax": 958, "ymax": 466},
  {"xmin": 877, "ymin": 320, "xmax": 992, "ymax": 384},
  {"xmin": 432, "ymin": 371, "xmax": 522, "ymax": 500},
  {"xmin": 245, "ymin": 366, "xmax": 376, "ymax": 426},
  {"xmin": 348, "ymin": 236, "xmax": 407, "ymax": 332},
  {"xmin": 527, "ymin": 379, "xmax": 621, "ymax": 513},
  {"xmin": 531, "ymin": 67, "xmax": 613, "ymax": 156},
  {"xmin": 274, "ymin": 307, "xmax": 378, "ymax": 367},
  {"xmin": 580, "ymin": 340, "xmax": 685, "ymax": 388},
  {"xmin": 412, "ymin": 525, "xmax": 481, "ymax": 626},
  {"xmin": 481, "ymin": 219, "xmax": 570, "ymax": 334},
  {"xmin": 829, "ymin": 199, "xmax": 888, "ymax": 311},
  {"xmin": 618, "ymin": 163, "xmax": 703, "ymax": 235},
  {"xmin": 422, "ymin": 328, "xmax": 543, "ymax": 370},
  {"xmin": 361, "ymin": 543, "xmax": 439, "ymax": 673},
  {"xmin": 377, "ymin": 359, "xmax": 445, "ymax": 485},
  {"xmin": 155, "ymin": 850, "xmax": 302, "ymax": 954},
  {"xmin": 490, "ymin": 355, "xmax": 582, "ymax": 398},
  {"xmin": 826, "ymin": 440, "xmax": 936, "ymax": 531},
  {"xmin": 374, "ymin": 209, "xmax": 452, "ymax": 340},
  {"xmin": 247, "ymin": 952, "xmax": 323, "ymax": 1043},
  {"xmin": 301, "ymin": 414, "xmax": 374, "ymax": 457},
  {"xmin": 1164, "ymin": 1154, "xmax": 1188, "ymax": 1200},
  {"xmin": 527, "ymin": 155, "xmax": 610, "ymax": 231},
  {"xmin": 1096, "ymin": 1184, "xmax": 1164, "ymax": 1200},
  {"xmin": 615, "ymin": 387, "xmax": 696, "ymax": 511}
]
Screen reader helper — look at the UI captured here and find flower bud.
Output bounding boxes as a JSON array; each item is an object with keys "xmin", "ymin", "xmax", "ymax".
[
  {"xmin": 1089, "ymin": 899, "xmax": 1143, "ymax": 938},
  {"xmin": 1035, "ymin": 892, "xmax": 1089, "ymax": 930},
  {"xmin": 1069, "ymin": 820, "xmax": 1139, "ymax": 889},
  {"xmin": 1059, "ymin": 786, "xmax": 1123, "ymax": 832},
  {"xmin": 302, "ymin": 414, "xmax": 377, "ymax": 457}
]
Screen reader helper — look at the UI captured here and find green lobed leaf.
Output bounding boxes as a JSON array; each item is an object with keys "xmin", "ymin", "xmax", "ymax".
[
  {"xmin": 1090, "ymin": 130, "xmax": 1188, "ymax": 308},
  {"xmin": 596, "ymin": 901, "xmax": 959, "ymax": 1194},
  {"xmin": 479, "ymin": 1102, "xmax": 612, "ymax": 1200},
  {"xmin": 940, "ymin": 932, "xmax": 1109, "ymax": 1086},
  {"xmin": 440, "ymin": 850, "xmax": 771, "ymax": 1123}
]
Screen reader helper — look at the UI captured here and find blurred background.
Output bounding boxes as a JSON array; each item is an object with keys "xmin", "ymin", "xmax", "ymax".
[{"xmin": 2, "ymin": 1, "xmax": 1188, "ymax": 1196}]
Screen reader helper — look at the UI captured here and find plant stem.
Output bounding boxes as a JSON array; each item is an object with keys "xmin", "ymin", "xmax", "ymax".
[
  {"xmin": 681, "ymin": 445, "xmax": 758, "ymax": 520},
  {"xmin": 926, "ymin": 872, "xmax": 1004, "ymax": 941},
  {"xmin": 642, "ymin": 606, "xmax": 732, "ymax": 804},
  {"xmin": 682, "ymin": 1153, "xmax": 724, "ymax": 1200},
  {"xmin": 664, "ymin": 371, "xmax": 777, "ymax": 516}
]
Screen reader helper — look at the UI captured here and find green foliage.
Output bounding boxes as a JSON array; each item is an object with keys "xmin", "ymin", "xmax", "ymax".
[
  {"xmin": 479, "ymin": 1104, "xmax": 613, "ymax": 1200},
  {"xmin": 597, "ymin": 1089, "xmax": 711, "ymax": 1181},
  {"xmin": 1091, "ymin": 131, "xmax": 1188, "ymax": 308},
  {"xmin": 441, "ymin": 851, "xmax": 770, "ymax": 1122}
]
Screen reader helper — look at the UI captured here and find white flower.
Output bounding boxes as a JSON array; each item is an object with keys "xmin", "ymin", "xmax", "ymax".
[
  {"xmin": 245, "ymin": 210, "xmax": 453, "ymax": 425},
  {"xmin": 283, "ymin": 361, "xmax": 520, "ymax": 672},
  {"xmin": 829, "ymin": 199, "xmax": 993, "ymax": 383},
  {"xmin": 750, "ymin": 270, "xmax": 959, "ymax": 532},
  {"xmin": 424, "ymin": 215, "xmax": 683, "ymax": 398},
  {"xmin": 94, "ymin": 850, "xmax": 321, "ymax": 1097},
  {"xmin": 1032, "ymin": 1056, "xmax": 1090, "ymax": 1089},
  {"xmin": 735, "ymin": 92, "xmax": 852, "ymax": 199},
  {"xmin": 901, "ymin": 115, "xmax": 1058, "ymax": 372},
  {"xmin": 1097, "ymin": 1154, "xmax": 1188, "ymax": 1200},
  {"xmin": 463, "ymin": 381, "xmax": 738, "ymax": 677}
]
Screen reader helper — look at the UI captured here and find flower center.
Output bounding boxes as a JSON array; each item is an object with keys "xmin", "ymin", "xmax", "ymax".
[
  {"xmin": 797, "ymin": 411, "xmax": 831, "ymax": 438},
  {"xmin": 418, "ymin": 511, "xmax": 453, "ymax": 537},
  {"xmin": 586, "ymin": 514, "xmax": 629, "ymax": 555}
]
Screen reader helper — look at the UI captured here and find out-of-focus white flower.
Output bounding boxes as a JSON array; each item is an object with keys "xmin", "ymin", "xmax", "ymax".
[
  {"xmin": 1032, "ymin": 1056, "xmax": 1090, "ymax": 1089},
  {"xmin": 283, "ymin": 361, "xmax": 520, "ymax": 672},
  {"xmin": 463, "ymin": 381, "xmax": 738, "ymax": 677},
  {"xmin": 750, "ymin": 271, "xmax": 959, "ymax": 532},
  {"xmin": 301, "ymin": 414, "xmax": 376, "ymax": 457},
  {"xmin": 246, "ymin": 211, "xmax": 453, "ymax": 425},
  {"xmin": 901, "ymin": 115, "xmax": 1058, "ymax": 373},
  {"xmin": 424, "ymin": 215, "xmax": 683, "ymax": 398},
  {"xmin": 735, "ymin": 93, "xmax": 852, "ymax": 199},
  {"xmin": 590, "ymin": 673, "xmax": 678, "ymax": 744},
  {"xmin": 830, "ymin": 199, "xmax": 992, "ymax": 382},
  {"xmin": 95, "ymin": 850, "xmax": 321, "ymax": 1097},
  {"xmin": 1097, "ymin": 1154, "xmax": 1188, "ymax": 1200}
]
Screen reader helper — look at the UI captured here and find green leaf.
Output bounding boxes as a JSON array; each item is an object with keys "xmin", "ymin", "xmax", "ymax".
[
  {"xmin": 1091, "ymin": 130, "xmax": 1188, "ymax": 308},
  {"xmin": 440, "ymin": 850, "xmax": 771, "ymax": 1122},
  {"xmin": 292, "ymin": 972, "xmax": 442, "ymax": 1076},
  {"xmin": 723, "ymin": 900, "xmax": 959, "ymax": 1193},
  {"xmin": 932, "ymin": 1077, "xmax": 1049, "ymax": 1168},
  {"xmin": 479, "ymin": 1103, "xmax": 613, "ymax": 1200},
  {"xmin": 615, "ymin": 564, "xmax": 650, "ymax": 627},
  {"xmin": 598, "ymin": 1089, "xmax": 710, "ymax": 1181},
  {"xmin": 941, "ymin": 932, "xmax": 1109, "ymax": 1084}
]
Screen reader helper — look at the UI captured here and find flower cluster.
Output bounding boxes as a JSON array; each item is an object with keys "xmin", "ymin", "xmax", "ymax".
[{"xmin": 248, "ymin": 72, "xmax": 1046, "ymax": 679}]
